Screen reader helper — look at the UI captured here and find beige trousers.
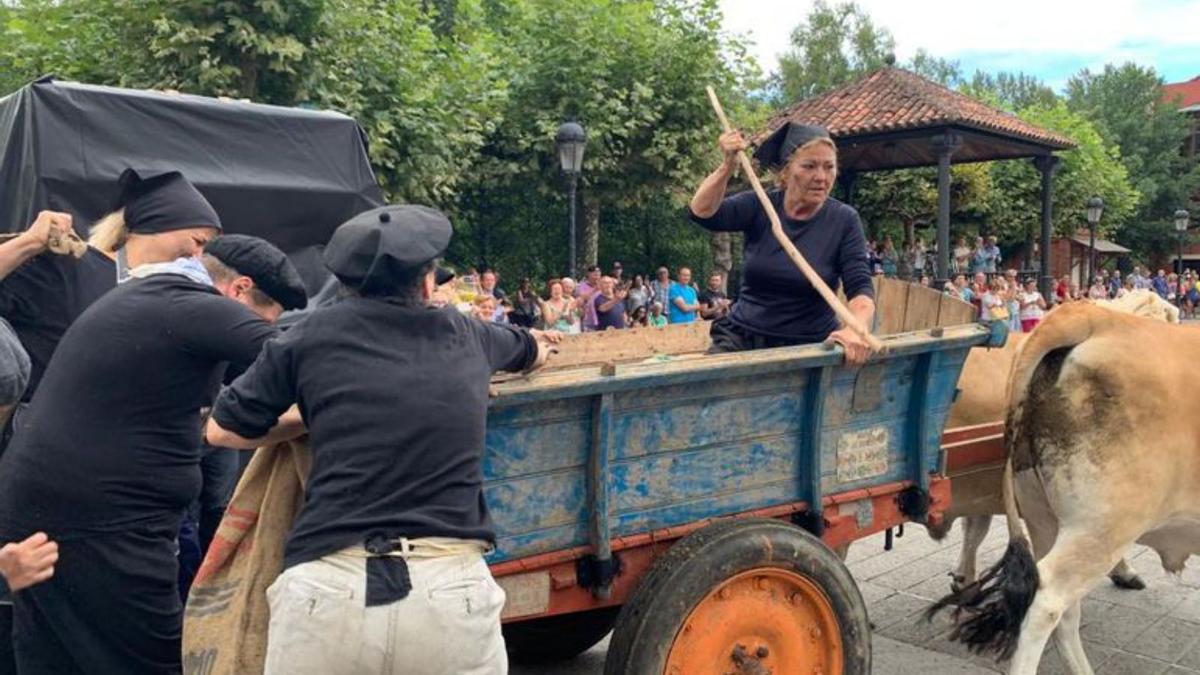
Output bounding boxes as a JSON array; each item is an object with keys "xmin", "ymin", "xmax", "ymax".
[{"xmin": 263, "ymin": 540, "xmax": 508, "ymax": 675}]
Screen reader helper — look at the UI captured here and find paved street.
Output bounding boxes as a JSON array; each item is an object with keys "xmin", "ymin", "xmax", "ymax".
[{"xmin": 512, "ymin": 517, "xmax": 1200, "ymax": 674}]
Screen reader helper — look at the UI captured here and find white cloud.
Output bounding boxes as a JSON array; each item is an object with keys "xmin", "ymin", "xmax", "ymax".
[{"xmin": 720, "ymin": 0, "xmax": 1200, "ymax": 82}]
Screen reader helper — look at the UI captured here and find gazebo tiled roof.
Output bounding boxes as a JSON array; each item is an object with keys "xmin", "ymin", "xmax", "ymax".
[{"xmin": 757, "ymin": 67, "xmax": 1075, "ymax": 171}]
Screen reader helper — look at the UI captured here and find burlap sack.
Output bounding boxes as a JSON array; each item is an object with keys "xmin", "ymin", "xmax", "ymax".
[{"xmin": 182, "ymin": 440, "xmax": 311, "ymax": 675}]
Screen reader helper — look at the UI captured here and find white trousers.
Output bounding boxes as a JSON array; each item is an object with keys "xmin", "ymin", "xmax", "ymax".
[{"xmin": 263, "ymin": 544, "xmax": 508, "ymax": 675}]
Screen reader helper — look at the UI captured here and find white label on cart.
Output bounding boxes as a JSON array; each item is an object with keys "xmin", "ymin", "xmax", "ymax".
[
  {"xmin": 497, "ymin": 571, "xmax": 551, "ymax": 619},
  {"xmin": 836, "ymin": 427, "xmax": 891, "ymax": 483}
]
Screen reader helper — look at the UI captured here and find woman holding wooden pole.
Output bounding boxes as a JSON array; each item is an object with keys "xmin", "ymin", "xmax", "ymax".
[{"xmin": 689, "ymin": 117, "xmax": 877, "ymax": 364}]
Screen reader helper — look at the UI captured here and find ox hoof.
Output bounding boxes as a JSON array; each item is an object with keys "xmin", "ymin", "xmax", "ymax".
[
  {"xmin": 949, "ymin": 574, "xmax": 967, "ymax": 594},
  {"xmin": 1109, "ymin": 572, "xmax": 1147, "ymax": 591}
]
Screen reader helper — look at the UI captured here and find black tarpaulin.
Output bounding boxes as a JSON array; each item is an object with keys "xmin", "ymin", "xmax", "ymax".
[{"xmin": 0, "ymin": 77, "xmax": 384, "ymax": 293}]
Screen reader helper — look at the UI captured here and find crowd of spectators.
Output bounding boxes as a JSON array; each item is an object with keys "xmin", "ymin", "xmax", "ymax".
[
  {"xmin": 446, "ymin": 262, "xmax": 731, "ymax": 332},
  {"xmin": 444, "ymin": 245, "xmax": 1200, "ymax": 338}
]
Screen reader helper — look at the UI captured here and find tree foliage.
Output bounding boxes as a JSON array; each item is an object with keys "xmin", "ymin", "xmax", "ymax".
[
  {"xmin": 0, "ymin": 0, "xmax": 1188, "ymax": 275},
  {"xmin": 983, "ymin": 101, "xmax": 1138, "ymax": 240},
  {"xmin": 772, "ymin": 0, "xmax": 894, "ymax": 104},
  {"xmin": 1066, "ymin": 63, "xmax": 1200, "ymax": 223}
]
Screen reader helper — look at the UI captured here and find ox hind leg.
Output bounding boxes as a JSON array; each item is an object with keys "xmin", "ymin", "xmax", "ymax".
[
  {"xmin": 1108, "ymin": 557, "xmax": 1146, "ymax": 590},
  {"xmin": 951, "ymin": 514, "xmax": 991, "ymax": 592},
  {"xmin": 1008, "ymin": 527, "xmax": 1122, "ymax": 675}
]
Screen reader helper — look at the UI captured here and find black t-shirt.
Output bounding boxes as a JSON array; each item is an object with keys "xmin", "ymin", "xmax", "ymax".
[
  {"xmin": 690, "ymin": 190, "xmax": 874, "ymax": 341},
  {"xmin": 212, "ymin": 298, "xmax": 538, "ymax": 570},
  {"xmin": 593, "ymin": 293, "xmax": 627, "ymax": 330},
  {"xmin": 699, "ymin": 288, "xmax": 728, "ymax": 314},
  {"xmin": 0, "ymin": 249, "xmax": 116, "ymax": 401},
  {"xmin": 0, "ymin": 274, "xmax": 276, "ymax": 539}
]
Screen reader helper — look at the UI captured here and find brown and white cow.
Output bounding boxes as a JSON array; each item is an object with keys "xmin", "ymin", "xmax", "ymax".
[
  {"xmin": 848, "ymin": 291, "xmax": 1176, "ymax": 591},
  {"xmin": 931, "ymin": 301, "xmax": 1200, "ymax": 674}
]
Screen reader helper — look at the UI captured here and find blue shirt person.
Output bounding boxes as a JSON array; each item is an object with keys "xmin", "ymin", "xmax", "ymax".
[{"xmin": 668, "ymin": 268, "xmax": 700, "ymax": 324}]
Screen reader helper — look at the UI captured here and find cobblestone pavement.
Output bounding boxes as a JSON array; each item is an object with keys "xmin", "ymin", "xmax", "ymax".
[{"xmin": 512, "ymin": 516, "xmax": 1200, "ymax": 674}]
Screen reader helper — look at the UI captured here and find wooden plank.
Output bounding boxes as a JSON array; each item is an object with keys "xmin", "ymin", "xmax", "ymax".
[
  {"xmin": 937, "ymin": 292, "xmax": 977, "ymax": 327},
  {"xmin": 874, "ymin": 278, "xmax": 911, "ymax": 335},
  {"xmin": 902, "ymin": 283, "xmax": 941, "ymax": 332},
  {"xmin": 544, "ymin": 321, "xmax": 712, "ymax": 370},
  {"xmin": 587, "ymin": 393, "xmax": 614, "ymax": 589}
]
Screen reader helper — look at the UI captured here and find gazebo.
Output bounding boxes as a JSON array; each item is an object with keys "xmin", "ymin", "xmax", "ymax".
[{"xmin": 756, "ymin": 66, "xmax": 1075, "ymax": 297}]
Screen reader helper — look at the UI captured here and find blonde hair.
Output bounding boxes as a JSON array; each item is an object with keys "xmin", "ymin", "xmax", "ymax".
[
  {"xmin": 88, "ymin": 209, "xmax": 128, "ymax": 253},
  {"xmin": 779, "ymin": 137, "xmax": 839, "ymax": 187}
]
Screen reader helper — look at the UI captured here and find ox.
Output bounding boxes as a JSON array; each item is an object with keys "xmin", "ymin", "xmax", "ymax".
[
  {"xmin": 930, "ymin": 300, "xmax": 1200, "ymax": 673},
  {"xmin": 934, "ymin": 290, "xmax": 1177, "ymax": 592},
  {"xmin": 838, "ymin": 291, "xmax": 1178, "ymax": 591}
]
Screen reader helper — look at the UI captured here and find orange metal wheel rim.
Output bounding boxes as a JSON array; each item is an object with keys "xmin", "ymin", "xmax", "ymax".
[{"xmin": 663, "ymin": 567, "xmax": 843, "ymax": 675}]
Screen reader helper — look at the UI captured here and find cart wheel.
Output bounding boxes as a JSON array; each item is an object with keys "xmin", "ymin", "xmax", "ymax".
[
  {"xmin": 503, "ymin": 606, "xmax": 620, "ymax": 664},
  {"xmin": 604, "ymin": 518, "xmax": 870, "ymax": 675}
]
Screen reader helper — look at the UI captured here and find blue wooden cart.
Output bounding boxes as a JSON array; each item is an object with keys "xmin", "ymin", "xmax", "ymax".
[{"xmin": 482, "ymin": 281, "xmax": 1005, "ymax": 674}]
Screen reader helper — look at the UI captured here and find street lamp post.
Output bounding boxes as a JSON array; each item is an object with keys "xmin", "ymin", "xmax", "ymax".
[
  {"xmin": 1086, "ymin": 196, "xmax": 1104, "ymax": 287},
  {"xmin": 555, "ymin": 121, "xmax": 587, "ymax": 277},
  {"xmin": 1176, "ymin": 209, "xmax": 1191, "ymax": 278}
]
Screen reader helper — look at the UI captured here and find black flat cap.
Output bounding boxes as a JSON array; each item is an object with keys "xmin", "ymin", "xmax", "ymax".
[
  {"xmin": 205, "ymin": 234, "xmax": 308, "ymax": 310},
  {"xmin": 753, "ymin": 122, "xmax": 833, "ymax": 171},
  {"xmin": 323, "ymin": 205, "xmax": 452, "ymax": 293},
  {"xmin": 115, "ymin": 168, "xmax": 222, "ymax": 235}
]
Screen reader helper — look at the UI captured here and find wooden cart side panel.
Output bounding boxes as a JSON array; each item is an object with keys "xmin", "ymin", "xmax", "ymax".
[
  {"xmin": 493, "ymin": 476, "xmax": 959, "ymax": 622},
  {"xmin": 938, "ymin": 293, "xmax": 978, "ymax": 327},
  {"xmin": 902, "ymin": 283, "xmax": 941, "ymax": 332},
  {"xmin": 483, "ymin": 343, "xmax": 973, "ymax": 563},
  {"xmin": 873, "ymin": 277, "xmax": 911, "ymax": 335},
  {"xmin": 543, "ymin": 321, "xmax": 712, "ymax": 370}
]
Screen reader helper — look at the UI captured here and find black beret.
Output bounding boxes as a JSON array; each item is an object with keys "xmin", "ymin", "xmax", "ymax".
[
  {"xmin": 323, "ymin": 205, "xmax": 452, "ymax": 293},
  {"xmin": 115, "ymin": 168, "xmax": 222, "ymax": 235},
  {"xmin": 753, "ymin": 122, "xmax": 833, "ymax": 171},
  {"xmin": 205, "ymin": 234, "xmax": 308, "ymax": 310}
]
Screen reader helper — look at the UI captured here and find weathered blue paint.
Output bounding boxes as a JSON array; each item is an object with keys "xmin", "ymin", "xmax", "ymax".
[
  {"xmin": 986, "ymin": 319, "xmax": 1009, "ymax": 348},
  {"xmin": 906, "ymin": 352, "xmax": 934, "ymax": 517},
  {"xmin": 588, "ymin": 393, "xmax": 613, "ymax": 571},
  {"xmin": 799, "ymin": 367, "xmax": 831, "ymax": 525},
  {"xmin": 483, "ymin": 324, "xmax": 992, "ymax": 564}
]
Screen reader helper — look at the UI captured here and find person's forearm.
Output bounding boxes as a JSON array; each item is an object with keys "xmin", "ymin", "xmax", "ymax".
[
  {"xmin": 689, "ymin": 159, "xmax": 737, "ymax": 218},
  {"xmin": 599, "ymin": 296, "xmax": 621, "ymax": 312},
  {"xmin": 846, "ymin": 295, "xmax": 875, "ymax": 330},
  {"xmin": 206, "ymin": 405, "xmax": 304, "ymax": 450},
  {"xmin": 0, "ymin": 234, "xmax": 45, "ymax": 280}
]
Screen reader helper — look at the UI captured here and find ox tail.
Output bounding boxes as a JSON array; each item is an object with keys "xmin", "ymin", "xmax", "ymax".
[
  {"xmin": 921, "ymin": 306, "xmax": 1107, "ymax": 657},
  {"xmin": 925, "ymin": 459, "xmax": 1038, "ymax": 658}
]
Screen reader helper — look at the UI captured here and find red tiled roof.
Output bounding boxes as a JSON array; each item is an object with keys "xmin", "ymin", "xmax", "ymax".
[
  {"xmin": 759, "ymin": 67, "xmax": 1074, "ymax": 149},
  {"xmin": 1163, "ymin": 76, "xmax": 1200, "ymax": 108}
]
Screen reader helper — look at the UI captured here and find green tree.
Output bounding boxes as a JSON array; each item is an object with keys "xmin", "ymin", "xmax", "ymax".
[
  {"xmin": 145, "ymin": 0, "xmax": 324, "ymax": 101},
  {"xmin": 908, "ymin": 49, "xmax": 961, "ymax": 88},
  {"xmin": 773, "ymin": 0, "xmax": 894, "ymax": 104},
  {"xmin": 0, "ymin": 0, "xmax": 324, "ymax": 102},
  {"xmin": 0, "ymin": 0, "xmax": 158, "ymax": 95},
  {"xmin": 1066, "ymin": 63, "xmax": 1200, "ymax": 224},
  {"xmin": 962, "ymin": 70, "xmax": 1058, "ymax": 112},
  {"xmin": 459, "ymin": 0, "xmax": 759, "ymax": 276},
  {"xmin": 302, "ymin": 0, "xmax": 508, "ymax": 205},
  {"xmin": 984, "ymin": 101, "xmax": 1138, "ymax": 242}
]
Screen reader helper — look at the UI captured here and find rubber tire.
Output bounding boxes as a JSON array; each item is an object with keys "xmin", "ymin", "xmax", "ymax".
[
  {"xmin": 503, "ymin": 606, "xmax": 620, "ymax": 664},
  {"xmin": 604, "ymin": 518, "xmax": 871, "ymax": 675}
]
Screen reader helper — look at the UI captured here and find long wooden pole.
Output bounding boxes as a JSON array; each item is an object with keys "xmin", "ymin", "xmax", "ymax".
[{"xmin": 705, "ymin": 86, "xmax": 882, "ymax": 352}]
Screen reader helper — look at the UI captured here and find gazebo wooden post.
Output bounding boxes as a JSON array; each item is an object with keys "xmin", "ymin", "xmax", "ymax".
[
  {"xmin": 932, "ymin": 133, "xmax": 962, "ymax": 287},
  {"xmin": 1034, "ymin": 156, "xmax": 1060, "ymax": 301},
  {"xmin": 838, "ymin": 170, "xmax": 859, "ymax": 208}
]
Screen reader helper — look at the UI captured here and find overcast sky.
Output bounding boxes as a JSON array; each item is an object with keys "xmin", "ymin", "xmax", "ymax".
[{"xmin": 719, "ymin": 0, "xmax": 1200, "ymax": 90}]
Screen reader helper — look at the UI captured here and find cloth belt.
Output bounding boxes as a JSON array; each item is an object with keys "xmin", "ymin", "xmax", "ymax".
[{"xmin": 348, "ymin": 536, "xmax": 492, "ymax": 608}]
